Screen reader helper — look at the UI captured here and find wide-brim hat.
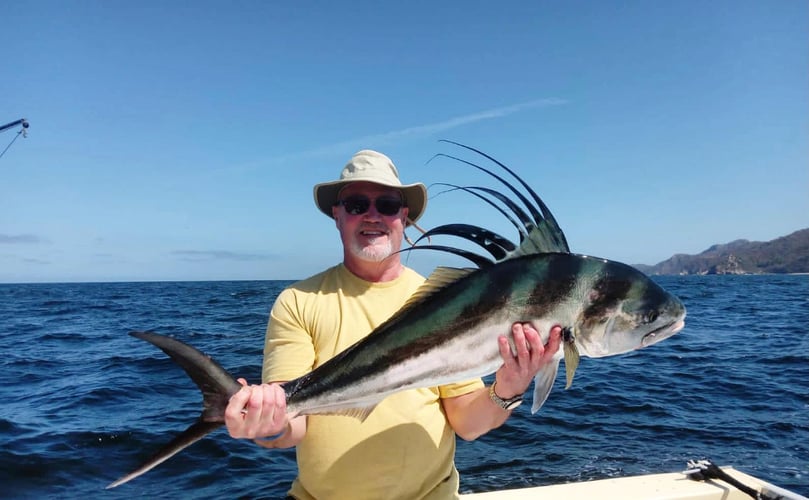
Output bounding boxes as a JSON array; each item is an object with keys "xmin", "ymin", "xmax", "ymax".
[{"xmin": 313, "ymin": 150, "xmax": 428, "ymax": 224}]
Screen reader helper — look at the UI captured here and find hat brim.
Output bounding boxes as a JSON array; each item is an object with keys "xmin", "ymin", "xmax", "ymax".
[{"xmin": 314, "ymin": 180, "xmax": 427, "ymax": 225}]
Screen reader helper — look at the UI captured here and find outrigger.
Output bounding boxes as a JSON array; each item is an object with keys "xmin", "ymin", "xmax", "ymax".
[{"xmin": 0, "ymin": 117, "xmax": 30, "ymax": 159}]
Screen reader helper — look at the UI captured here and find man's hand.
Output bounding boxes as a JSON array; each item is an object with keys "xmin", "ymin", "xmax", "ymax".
[
  {"xmin": 493, "ymin": 323, "xmax": 562, "ymax": 399},
  {"xmin": 224, "ymin": 378, "xmax": 289, "ymax": 440}
]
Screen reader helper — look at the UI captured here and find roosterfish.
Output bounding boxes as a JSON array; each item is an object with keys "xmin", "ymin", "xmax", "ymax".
[{"xmin": 108, "ymin": 141, "xmax": 685, "ymax": 488}]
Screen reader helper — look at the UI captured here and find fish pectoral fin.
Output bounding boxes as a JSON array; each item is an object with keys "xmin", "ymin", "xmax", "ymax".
[
  {"xmin": 563, "ymin": 333, "xmax": 580, "ymax": 390},
  {"xmin": 530, "ymin": 358, "xmax": 560, "ymax": 414}
]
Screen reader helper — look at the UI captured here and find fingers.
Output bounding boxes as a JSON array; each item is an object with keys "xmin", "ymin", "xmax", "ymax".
[
  {"xmin": 241, "ymin": 385, "xmax": 269, "ymax": 434},
  {"xmin": 224, "ymin": 376, "xmax": 251, "ymax": 430},
  {"xmin": 499, "ymin": 323, "xmax": 562, "ymax": 369},
  {"xmin": 494, "ymin": 323, "xmax": 563, "ymax": 399},
  {"xmin": 224, "ymin": 383, "xmax": 288, "ymax": 439},
  {"xmin": 497, "ymin": 335, "xmax": 515, "ymax": 368},
  {"xmin": 225, "ymin": 385, "xmax": 252, "ymax": 432},
  {"xmin": 498, "ymin": 324, "xmax": 526, "ymax": 370},
  {"xmin": 520, "ymin": 323, "xmax": 546, "ymax": 358},
  {"xmin": 544, "ymin": 326, "xmax": 563, "ymax": 361}
]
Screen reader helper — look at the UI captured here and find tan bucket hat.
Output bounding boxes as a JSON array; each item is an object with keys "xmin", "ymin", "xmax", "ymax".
[{"xmin": 313, "ymin": 150, "xmax": 428, "ymax": 224}]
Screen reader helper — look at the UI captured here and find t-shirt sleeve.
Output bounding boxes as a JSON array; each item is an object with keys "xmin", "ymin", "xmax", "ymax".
[
  {"xmin": 262, "ymin": 288, "xmax": 316, "ymax": 383},
  {"xmin": 437, "ymin": 378, "xmax": 484, "ymax": 399}
]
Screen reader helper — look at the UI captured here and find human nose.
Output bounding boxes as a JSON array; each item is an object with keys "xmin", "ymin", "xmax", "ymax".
[{"xmin": 363, "ymin": 202, "xmax": 383, "ymax": 219}]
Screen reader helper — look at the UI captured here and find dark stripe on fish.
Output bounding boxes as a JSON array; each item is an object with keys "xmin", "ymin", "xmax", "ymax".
[
  {"xmin": 580, "ymin": 266, "xmax": 632, "ymax": 328},
  {"xmin": 525, "ymin": 254, "xmax": 582, "ymax": 317},
  {"xmin": 286, "ymin": 261, "xmax": 528, "ymax": 399}
]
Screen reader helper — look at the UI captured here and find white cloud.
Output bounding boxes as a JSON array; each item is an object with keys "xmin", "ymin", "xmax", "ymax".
[
  {"xmin": 218, "ymin": 97, "xmax": 568, "ymax": 174},
  {"xmin": 288, "ymin": 98, "xmax": 568, "ymax": 160}
]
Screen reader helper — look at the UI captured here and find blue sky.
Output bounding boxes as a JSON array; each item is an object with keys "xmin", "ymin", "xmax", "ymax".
[{"xmin": 2, "ymin": 1, "xmax": 807, "ymax": 283}]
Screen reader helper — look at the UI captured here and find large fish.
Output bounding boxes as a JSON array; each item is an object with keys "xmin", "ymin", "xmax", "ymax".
[{"xmin": 107, "ymin": 142, "xmax": 686, "ymax": 488}]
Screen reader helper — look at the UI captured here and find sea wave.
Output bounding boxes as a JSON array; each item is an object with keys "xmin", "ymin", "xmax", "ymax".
[{"xmin": 0, "ymin": 276, "xmax": 806, "ymax": 498}]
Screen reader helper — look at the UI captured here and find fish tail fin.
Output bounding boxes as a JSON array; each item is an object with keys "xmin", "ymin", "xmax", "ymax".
[
  {"xmin": 106, "ymin": 331, "xmax": 243, "ymax": 489},
  {"xmin": 106, "ymin": 420, "xmax": 221, "ymax": 489}
]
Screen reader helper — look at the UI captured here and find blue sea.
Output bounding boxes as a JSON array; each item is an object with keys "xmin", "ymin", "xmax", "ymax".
[{"xmin": 1, "ymin": 275, "xmax": 807, "ymax": 498}]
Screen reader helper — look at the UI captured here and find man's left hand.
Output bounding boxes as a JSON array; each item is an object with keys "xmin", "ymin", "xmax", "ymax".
[{"xmin": 493, "ymin": 323, "xmax": 562, "ymax": 399}]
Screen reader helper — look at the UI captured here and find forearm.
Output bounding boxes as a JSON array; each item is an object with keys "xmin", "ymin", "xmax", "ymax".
[
  {"xmin": 443, "ymin": 323, "xmax": 562, "ymax": 441},
  {"xmin": 254, "ymin": 415, "xmax": 307, "ymax": 449},
  {"xmin": 443, "ymin": 386, "xmax": 512, "ymax": 441}
]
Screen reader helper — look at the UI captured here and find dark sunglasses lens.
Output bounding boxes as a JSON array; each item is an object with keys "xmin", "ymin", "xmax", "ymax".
[
  {"xmin": 375, "ymin": 197, "xmax": 403, "ymax": 216},
  {"xmin": 339, "ymin": 196, "xmax": 403, "ymax": 216},
  {"xmin": 342, "ymin": 197, "xmax": 370, "ymax": 215}
]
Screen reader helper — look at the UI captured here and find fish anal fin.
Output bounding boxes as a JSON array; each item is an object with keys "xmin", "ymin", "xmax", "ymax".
[
  {"xmin": 305, "ymin": 405, "xmax": 378, "ymax": 422},
  {"xmin": 531, "ymin": 358, "xmax": 560, "ymax": 414}
]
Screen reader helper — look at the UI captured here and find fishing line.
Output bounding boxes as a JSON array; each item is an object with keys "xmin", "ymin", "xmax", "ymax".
[{"xmin": 0, "ymin": 128, "xmax": 25, "ymax": 159}]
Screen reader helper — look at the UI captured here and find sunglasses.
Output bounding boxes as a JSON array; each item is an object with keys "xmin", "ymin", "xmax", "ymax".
[{"xmin": 336, "ymin": 195, "xmax": 404, "ymax": 216}]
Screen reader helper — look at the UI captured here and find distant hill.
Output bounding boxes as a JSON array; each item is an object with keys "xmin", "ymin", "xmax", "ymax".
[{"xmin": 635, "ymin": 228, "xmax": 809, "ymax": 275}]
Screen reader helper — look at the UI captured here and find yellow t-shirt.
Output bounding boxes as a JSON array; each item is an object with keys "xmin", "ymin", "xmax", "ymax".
[{"xmin": 263, "ymin": 264, "xmax": 483, "ymax": 500}]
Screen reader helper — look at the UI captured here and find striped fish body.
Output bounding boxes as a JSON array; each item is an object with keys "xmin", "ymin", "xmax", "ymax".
[{"xmin": 283, "ymin": 251, "xmax": 686, "ymax": 418}]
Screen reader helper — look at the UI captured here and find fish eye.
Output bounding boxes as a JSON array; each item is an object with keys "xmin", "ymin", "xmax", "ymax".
[{"xmin": 645, "ymin": 311, "xmax": 659, "ymax": 324}]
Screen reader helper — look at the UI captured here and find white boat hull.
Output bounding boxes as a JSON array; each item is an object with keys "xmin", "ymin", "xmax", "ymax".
[{"xmin": 461, "ymin": 467, "xmax": 807, "ymax": 500}]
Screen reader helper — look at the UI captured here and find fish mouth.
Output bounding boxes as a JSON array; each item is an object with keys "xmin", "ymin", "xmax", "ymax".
[{"xmin": 641, "ymin": 319, "xmax": 685, "ymax": 347}]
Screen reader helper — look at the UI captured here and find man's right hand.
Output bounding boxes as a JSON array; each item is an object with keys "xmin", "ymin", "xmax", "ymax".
[{"xmin": 224, "ymin": 378, "xmax": 289, "ymax": 439}]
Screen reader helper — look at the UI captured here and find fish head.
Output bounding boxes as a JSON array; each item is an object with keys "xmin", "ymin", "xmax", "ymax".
[{"xmin": 573, "ymin": 257, "xmax": 686, "ymax": 358}]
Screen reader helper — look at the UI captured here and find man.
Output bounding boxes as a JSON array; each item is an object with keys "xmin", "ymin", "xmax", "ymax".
[{"xmin": 225, "ymin": 150, "xmax": 562, "ymax": 499}]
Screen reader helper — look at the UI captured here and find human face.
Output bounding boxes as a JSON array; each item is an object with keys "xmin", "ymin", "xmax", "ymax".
[{"xmin": 332, "ymin": 182, "xmax": 409, "ymax": 263}]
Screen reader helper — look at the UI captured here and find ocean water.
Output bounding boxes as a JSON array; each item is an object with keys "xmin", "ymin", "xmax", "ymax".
[{"xmin": 0, "ymin": 275, "xmax": 806, "ymax": 499}]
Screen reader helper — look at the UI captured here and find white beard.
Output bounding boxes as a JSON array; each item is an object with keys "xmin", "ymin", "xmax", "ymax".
[{"xmin": 350, "ymin": 236, "xmax": 393, "ymax": 262}]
